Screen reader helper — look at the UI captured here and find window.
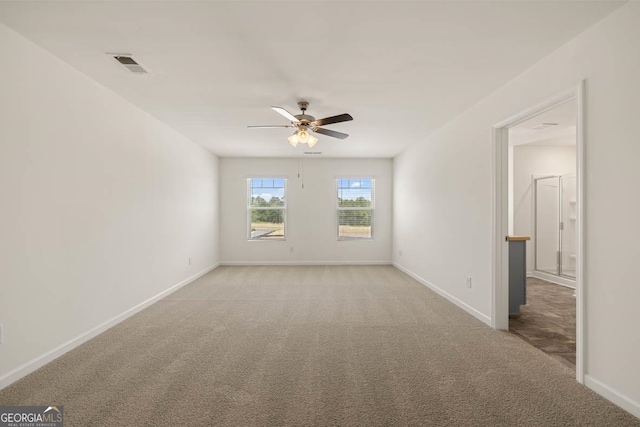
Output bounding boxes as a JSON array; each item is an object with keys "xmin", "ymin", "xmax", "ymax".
[
  {"xmin": 337, "ymin": 178, "xmax": 374, "ymax": 239},
  {"xmin": 248, "ymin": 178, "xmax": 286, "ymax": 240}
]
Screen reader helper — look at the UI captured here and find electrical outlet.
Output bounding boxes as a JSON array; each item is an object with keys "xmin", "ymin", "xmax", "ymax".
[
  {"xmin": 188, "ymin": 257, "xmax": 191, "ymax": 265},
  {"xmin": 290, "ymin": 247, "xmax": 294, "ymax": 253},
  {"xmin": 466, "ymin": 277, "xmax": 472, "ymax": 288},
  {"xmin": 0, "ymin": 324, "xmax": 3, "ymax": 344},
  {"xmin": 398, "ymin": 250, "xmax": 403, "ymax": 256}
]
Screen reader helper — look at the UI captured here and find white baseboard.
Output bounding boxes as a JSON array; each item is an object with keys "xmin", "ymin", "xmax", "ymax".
[
  {"xmin": 531, "ymin": 270, "xmax": 576, "ymax": 289},
  {"xmin": 585, "ymin": 375, "xmax": 640, "ymax": 419},
  {"xmin": 220, "ymin": 260, "xmax": 393, "ymax": 266},
  {"xmin": 392, "ymin": 262, "xmax": 491, "ymax": 326},
  {"xmin": 0, "ymin": 263, "xmax": 219, "ymax": 391}
]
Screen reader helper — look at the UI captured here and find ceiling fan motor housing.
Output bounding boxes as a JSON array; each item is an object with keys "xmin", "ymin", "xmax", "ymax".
[
  {"xmin": 295, "ymin": 101, "xmax": 314, "ymax": 124},
  {"xmin": 295, "ymin": 114, "xmax": 315, "ymax": 124}
]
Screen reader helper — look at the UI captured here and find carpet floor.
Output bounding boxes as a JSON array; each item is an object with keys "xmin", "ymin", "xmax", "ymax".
[{"xmin": 1, "ymin": 265, "xmax": 638, "ymax": 426}]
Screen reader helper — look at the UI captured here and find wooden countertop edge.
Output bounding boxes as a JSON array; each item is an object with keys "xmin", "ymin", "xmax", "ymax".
[{"xmin": 506, "ymin": 236, "xmax": 531, "ymax": 241}]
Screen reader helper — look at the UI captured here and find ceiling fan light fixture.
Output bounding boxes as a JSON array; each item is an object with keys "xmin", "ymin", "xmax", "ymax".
[
  {"xmin": 297, "ymin": 129, "xmax": 310, "ymax": 143},
  {"xmin": 287, "ymin": 133, "xmax": 299, "ymax": 147},
  {"xmin": 307, "ymin": 135, "xmax": 318, "ymax": 148}
]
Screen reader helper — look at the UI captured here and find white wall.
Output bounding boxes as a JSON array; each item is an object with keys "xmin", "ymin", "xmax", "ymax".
[
  {"xmin": 220, "ymin": 158, "xmax": 392, "ymax": 264},
  {"xmin": 512, "ymin": 144, "xmax": 576, "ymax": 273},
  {"xmin": 0, "ymin": 24, "xmax": 219, "ymax": 384},
  {"xmin": 393, "ymin": 2, "xmax": 640, "ymax": 415}
]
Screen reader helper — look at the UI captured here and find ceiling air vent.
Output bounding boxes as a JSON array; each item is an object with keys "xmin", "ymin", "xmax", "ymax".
[
  {"xmin": 111, "ymin": 54, "xmax": 148, "ymax": 74},
  {"xmin": 304, "ymin": 152, "xmax": 322, "ymax": 155},
  {"xmin": 532, "ymin": 122, "xmax": 559, "ymax": 130}
]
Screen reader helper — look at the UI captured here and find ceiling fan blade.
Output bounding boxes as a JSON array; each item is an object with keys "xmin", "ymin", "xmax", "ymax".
[
  {"xmin": 313, "ymin": 113, "xmax": 353, "ymax": 127},
  {"xmin": 271, "ymin": 106, "xmax": 299, "ymax": 123},
  {"xmin": 248, "ymin": 125, "xmax": 293, "ymax": 129},
  {"xmin": 313, "ymin": 127, "xmax": 349, "ymax": 140}
]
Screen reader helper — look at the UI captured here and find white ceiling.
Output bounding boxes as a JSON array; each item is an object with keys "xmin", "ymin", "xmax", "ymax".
[{"xmin": 0, "ymin": 1, "xmax": 621, "ymax": 158}]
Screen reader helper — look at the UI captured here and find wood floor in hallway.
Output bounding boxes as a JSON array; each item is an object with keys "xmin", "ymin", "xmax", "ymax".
[{"xmin": 509, "ymin": 277, "xmax": 576, "ymax": 368}]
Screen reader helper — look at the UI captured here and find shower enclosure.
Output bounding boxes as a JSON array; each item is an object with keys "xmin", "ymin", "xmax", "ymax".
[{"xmin": 534, "ymin": 175, "xmax": 576, "ymax": 282}]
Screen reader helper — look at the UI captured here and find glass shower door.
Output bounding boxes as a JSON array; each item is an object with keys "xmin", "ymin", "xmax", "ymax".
[{"xmin": 535, "ymin": 177, "xmax": 560, "ymax": 275}]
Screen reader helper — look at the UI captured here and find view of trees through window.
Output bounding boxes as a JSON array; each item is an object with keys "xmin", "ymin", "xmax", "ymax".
[
  {"xmin": 337, "ymin": 178, "xmax": 374, "ymax": 239},
  {"xmin": 248, "ymin": 178, "xmax": 286, "ymax": 239}
]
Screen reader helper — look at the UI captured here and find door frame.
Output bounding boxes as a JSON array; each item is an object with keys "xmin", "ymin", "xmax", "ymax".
[{"xmin": 491, "ymin": 82, "xmax": 585, "ymax": 383}]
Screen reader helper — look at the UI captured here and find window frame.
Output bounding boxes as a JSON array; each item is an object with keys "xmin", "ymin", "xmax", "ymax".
[
  {"xmin": 336, "ymin": 177, "xmax": 375, "ymax": 241},
  {"xmin": 247, "ymin": 177, "xmax": 287, "ymax": 241}
]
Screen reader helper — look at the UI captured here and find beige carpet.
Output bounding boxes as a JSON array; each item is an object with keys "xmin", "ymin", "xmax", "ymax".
[{"xmin": 1, "ymin": 265, "xmax": 638, "ymax": 426}]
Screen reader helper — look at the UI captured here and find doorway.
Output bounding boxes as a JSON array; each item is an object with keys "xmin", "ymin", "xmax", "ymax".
[{"xmin": 492, "ymin": 83, "xmax": 584, "ymax": 382}]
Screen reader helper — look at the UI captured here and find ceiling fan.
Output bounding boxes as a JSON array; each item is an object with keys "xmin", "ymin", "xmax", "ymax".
[{"xmin": 248, "ymin": 101, "xmax": 353, "ymax": 147}]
